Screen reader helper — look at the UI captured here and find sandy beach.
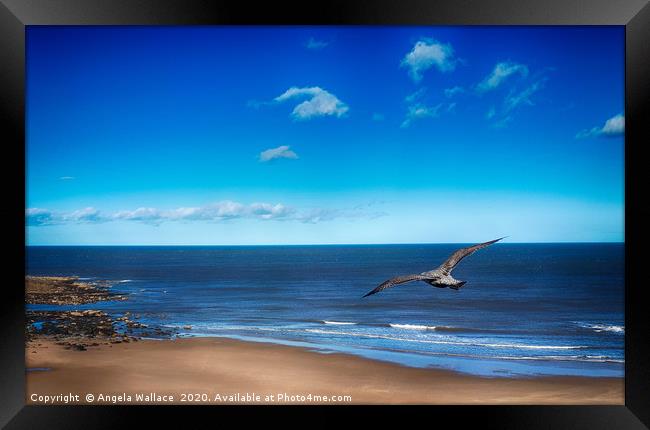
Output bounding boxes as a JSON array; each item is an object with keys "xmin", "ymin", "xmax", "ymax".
[{"xmin": 26, "ymin": 337, "xmax": 624, "ymax": 405}]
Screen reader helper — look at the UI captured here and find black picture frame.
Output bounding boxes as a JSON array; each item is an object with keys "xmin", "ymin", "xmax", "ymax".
[{"xmin": 2, "ymin": 0, "xmax": 649, "ymax": 428}]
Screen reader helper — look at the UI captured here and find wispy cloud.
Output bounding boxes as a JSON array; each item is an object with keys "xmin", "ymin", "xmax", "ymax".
[
  {"xmin": 59, "ymin": 176, "xmax": 75, "ymax": 181},
  {"xmin": 297, "ymin": 207, "xmax": 387, "ymax": 224},
  {"xmin": 26, "ymin": 201, "xmax": 386, "ymax": 226},
  {"xmin": 576, "ymin": 113, "xmax": 625, "ymax": 139},
  {"xmin": 304, "ymin": 37, "xmax": 328, "ymax": 50},
  {"xmin": 371, "ymin": 113, "xmax": 385, "ymax": 121},
  {"xmin": 259, "ymin": 145, "xmax": 299, "ymax": 162},
  {"xmin": 274, "ymin": 86, "xmax": 349, "ymax": 120},
  {"xmin": 444, "ymin": 86, "xmax": 465, "ymax": 98},
  {"xmin": 477, "ymin": 61, "xmax": 529, "ymax": 92},
  {"xmin": 401, "ymin": 87, "xmax": 452, "ymax": 128},
  {"xmin": 111, "ymin": 201, "xmax": 295, "ymax": 224},
  {"xmin": 401, "ymin": 103, "xmax": 443, "ymax": 128},
  {"xmin": 68, "ymin": 207, "xmax": 103, "ymax": 223},
  {"xmin": 26, "ymin": 208, "xmax": 57, "ymax": 226},
  {"xmin": 484, "ymin": 76, "xmax": 548, "ymax": 128},
  {"xmin": 503, "ymin": 78, "xmax": 546, "ymax": 113},
  {"xmin": 113, "ymin": 207, "xmax": 167, "ymax": 223},
  {"xmin": 404, "ymin": 87, "xmax": 428, "ymax": 104},
  {"xmin": 401, "ymin": 38, "xmax": 457, "ymax": 82},
  {"xmin": 26, "ymin": 207, "xmax": 103, "ymax": 226}
]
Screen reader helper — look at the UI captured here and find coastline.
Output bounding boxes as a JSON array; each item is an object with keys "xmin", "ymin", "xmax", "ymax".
[
  {"xmin": 25, "ymin": 276, "xmax": 624, "ymax": 405},
  {"xmin": 26, "ymin": 336, "xmax": 624, "ymax": 405}
]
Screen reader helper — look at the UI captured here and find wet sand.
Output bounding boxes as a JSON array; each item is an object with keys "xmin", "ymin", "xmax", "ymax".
[{"xmin": 25, "ymin": 337, "xmax": 624, "ymax": 405}]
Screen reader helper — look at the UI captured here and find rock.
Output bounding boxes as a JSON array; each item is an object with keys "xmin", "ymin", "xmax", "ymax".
[{"xmin": 26, "ymin": 276, "xmax": 127, "ymax": 305}]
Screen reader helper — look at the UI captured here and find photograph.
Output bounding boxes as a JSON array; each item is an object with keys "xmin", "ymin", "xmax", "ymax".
[{"xmin": 24, "ymin": 25, "xmax": 625, "ymax": 405}]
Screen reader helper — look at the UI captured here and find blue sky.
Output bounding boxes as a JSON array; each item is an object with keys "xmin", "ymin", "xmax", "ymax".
[{"xmin": 26, "ymin": 26, "xmax": 624, "ymax": 245}]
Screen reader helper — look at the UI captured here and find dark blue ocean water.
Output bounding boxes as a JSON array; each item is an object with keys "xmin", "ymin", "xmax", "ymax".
[{"xmin": 26, "ymin": 244, "xmax": 624, "ymax": 378}]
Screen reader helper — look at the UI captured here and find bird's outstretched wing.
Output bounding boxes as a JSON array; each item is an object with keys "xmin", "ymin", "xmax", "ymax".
[
  {"xmin": 436, "ymin": 237, "xmax": 505, "ymax": 276},
  {"xmin": 362, "ymin": 274, "xmax": 430, "ymax": 298}
]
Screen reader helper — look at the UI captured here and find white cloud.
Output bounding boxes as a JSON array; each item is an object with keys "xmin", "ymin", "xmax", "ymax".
[
  {"xmin": 444, "ymin": 86, "xmax": 464, "ymax": 98},
  {"xmin": 305, "ymin": 37, "xmax": 328, "ymax": 50},
  {"xmin": 112, "ymin": 201, "xmax": 286, "ymax": 224},
  {"xmin": 26, "ymin": 208, "xmax": 56, "ymax": 226},
  {"xmin": 59, "ymin": 176, "xmax": 75, "ymax": 181},
  {"xmin": 477, "ymin": 61, "xmax": 529, "ymax": 92},
  {"xmin": 259, "ymin": 145, "xmax": 298, "ymax": 162},
  {"xmin": 249, "ymin": 203, "xmax": 294, "ymax": 220},
  {"xmin": 274, "ymin": 86, "xmax": 349, "ymax": 120},
  {"xmin": 601, "ymin": 113, "xmax": 625, "ymax": 136},
  {"xmin": 26, "ymin": 207, "xmax": 105, "ymax": 225},
  {"xmin": 401, "ymin": 38, "xmax": 457, "ymax": 82},
  {"xmin": 113, "ymin": 207, "xmax": 166, "ymax": 222},
  {"xmin": 65, "ymin": 207, "xmax": 103, "ymax": 223},
  {"xmin": 576, "ymin": 113, "xmax": 625, "ymax": 139},
  {"xmin": 27, "ymin": 201, "xmax": 387, "ymax": 226}
]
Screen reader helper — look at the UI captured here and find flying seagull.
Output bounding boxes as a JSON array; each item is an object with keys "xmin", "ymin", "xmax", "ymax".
[{"xmin": 362, "ymin": 237, "xmax": 505, "ymax": 298}]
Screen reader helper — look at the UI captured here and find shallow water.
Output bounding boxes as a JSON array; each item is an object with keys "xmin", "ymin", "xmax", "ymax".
[{"xmin": 26, "ymin": 244, "xmax": 624, "ymax": 377}]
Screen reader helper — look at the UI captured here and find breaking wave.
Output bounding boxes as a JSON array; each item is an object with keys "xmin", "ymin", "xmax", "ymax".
[
  {"xmin": 577, "ymin": 323, "xmax": 624, "ymax": 334},
  {"xmin": 304, "ymin": 329, "xmax": 586, "ymax": 350}
]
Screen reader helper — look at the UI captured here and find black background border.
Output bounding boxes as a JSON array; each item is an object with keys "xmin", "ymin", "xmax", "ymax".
[{"xmin": 1, "ymin": 0, "xmax": 649, "ymax": 428}]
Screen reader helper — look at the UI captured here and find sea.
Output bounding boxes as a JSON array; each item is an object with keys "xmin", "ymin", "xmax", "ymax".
[{"xmin": 26, "ymin": 243, "xmax": 624, "ymax": 378}]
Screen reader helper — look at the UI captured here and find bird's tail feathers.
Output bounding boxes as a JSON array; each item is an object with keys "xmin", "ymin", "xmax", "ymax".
[{"xmin": 450, "ymin": 281, "xmax": 467, "ymax": 291}]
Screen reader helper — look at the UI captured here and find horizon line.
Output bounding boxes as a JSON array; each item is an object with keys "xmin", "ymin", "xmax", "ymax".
[{"xmin": 25, "ymin": 241, "xmax": 625, "ymax": 247}]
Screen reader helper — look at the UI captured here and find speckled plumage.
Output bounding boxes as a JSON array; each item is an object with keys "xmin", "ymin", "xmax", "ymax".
[{"xmin": 362, "ymin": 237, "xmax": 505, "ymax": 298}]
